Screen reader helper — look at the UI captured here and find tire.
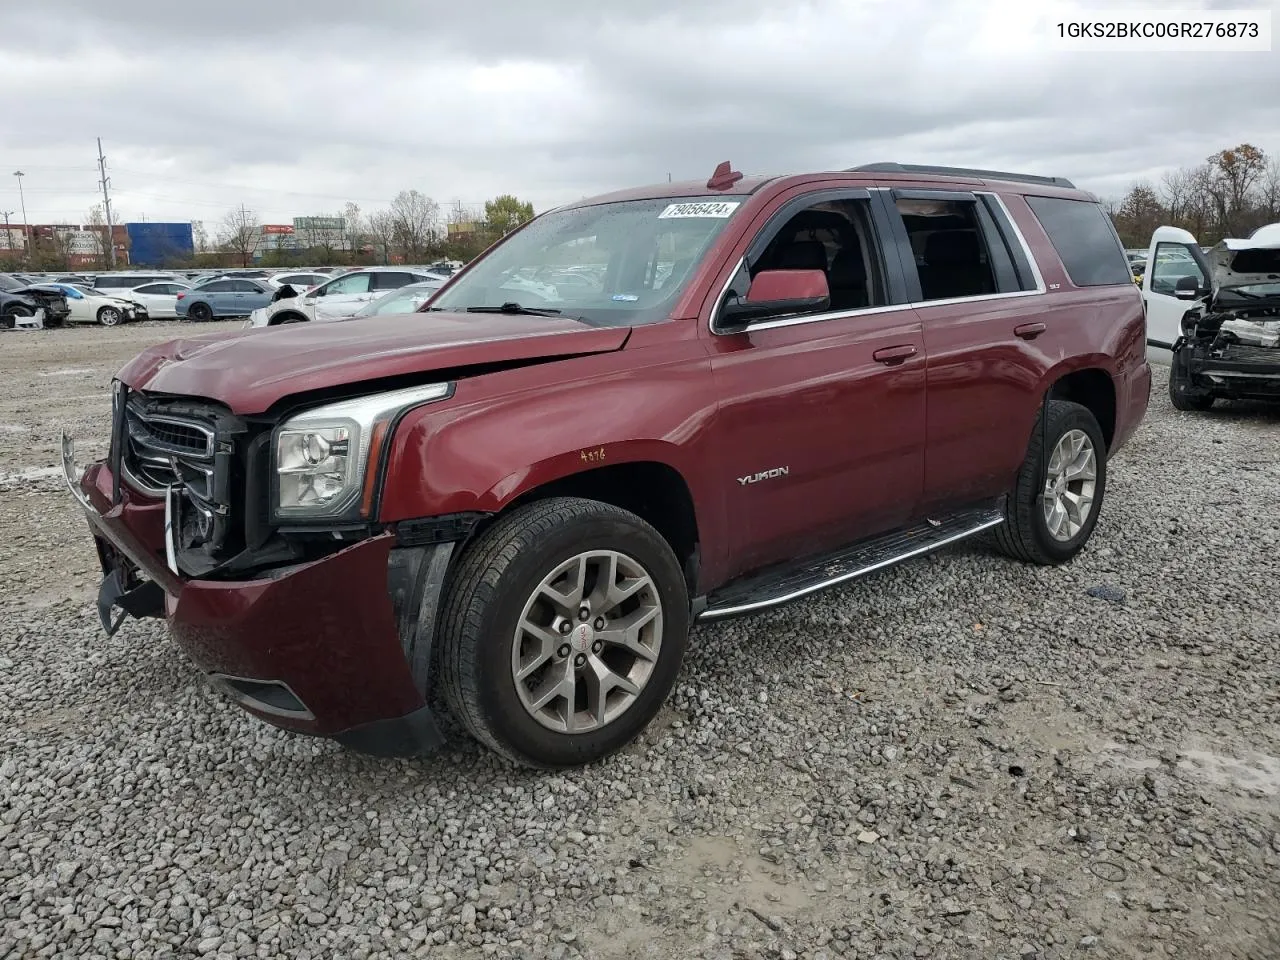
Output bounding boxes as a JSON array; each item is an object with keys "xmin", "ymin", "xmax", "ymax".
[
  {"xmin": 270, "ymin": 312, "xmax": 307, "ymax": 325},
  {"xmin": 188, "ymin": 303, "xmax": 213, "ymax": 323},
  {"xmin": 97, "ymin": 306, "xmax": 122, "ymax": 327},
  {"xmin": 1168, "ymin": 359, "xmax": 1215, "ymax": 411},
  {"xmin": 993, "ymin": 399, "xmax": 1107, "ymax": 566},
  {"xmin": 439, "ymin": 497, "xmax": 689, "ymax": 769}
]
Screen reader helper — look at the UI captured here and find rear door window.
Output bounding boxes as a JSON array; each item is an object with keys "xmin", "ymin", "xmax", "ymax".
[
  {"xmin": 371, "ymin": 271, "xmax": 415, "ymax": 290},
  {"xmin": 202, "ymin": 280, "xmax": 234, "ymax": 292},
  {"xmin": 887, "ymin": 191, "xmax": 1031, "ymax": 301},
  {"xmin": 1025, "ymin": 196, "xmax": 1132, "ymax": 287}
]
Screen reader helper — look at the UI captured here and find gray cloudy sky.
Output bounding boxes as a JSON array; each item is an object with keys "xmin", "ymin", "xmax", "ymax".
[{"xmin": 6, "ymin": 0, "xmax": 1279, "ymax": 229}]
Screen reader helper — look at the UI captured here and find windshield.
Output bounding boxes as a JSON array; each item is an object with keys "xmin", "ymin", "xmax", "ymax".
[
  {"xmin": 0, "ymin": 275, "xmax": 22, "ymax": 292},
  {"xmin": 428, "ymin": 196, "xmax": 745, "ymax": 326}
]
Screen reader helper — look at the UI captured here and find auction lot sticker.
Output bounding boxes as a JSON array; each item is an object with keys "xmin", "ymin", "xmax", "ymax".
[{"xmin": 658, "ymin": 201, "xmax": 741, "ymax": 219}]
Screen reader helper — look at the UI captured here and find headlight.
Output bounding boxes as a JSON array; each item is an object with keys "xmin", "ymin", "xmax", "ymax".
[{"xmin": 272, "ymin": 382, "xmax": 451, "ymax": 522}]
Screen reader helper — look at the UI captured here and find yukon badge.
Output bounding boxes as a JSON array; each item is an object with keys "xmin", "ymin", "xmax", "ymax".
[{"xmin": 737, "ymin": 466, "xmax": 790, "ymax": 486}]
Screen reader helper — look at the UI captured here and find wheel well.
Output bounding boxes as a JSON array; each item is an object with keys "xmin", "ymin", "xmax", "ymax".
[
  {"xmin": 507, "ymin": 461, "xmax": 700, "ymax": 592},
  {"xmin": 1048, "ymin": 368, "xmax": 1116, "ymax": 451},
  {"xmin": 269, "ymin": 311, "xmax": 307, "ymax": 325}
]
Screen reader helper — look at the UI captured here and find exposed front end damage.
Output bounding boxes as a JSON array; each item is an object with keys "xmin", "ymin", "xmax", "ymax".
[{"xmin": 1169, "ymin": 227, "xmax": 1280, "ymax": 408}]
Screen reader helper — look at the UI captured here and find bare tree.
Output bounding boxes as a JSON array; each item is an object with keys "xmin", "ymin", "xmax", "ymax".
[
  {"xmin": 390, "ymin": 190, "xmax": 439, "ymax": 262},
  {"xmin": 342, "ymin": 202, "xmax": 366, "ymax": 258},
  {"xmin": 192, "ymin": 220, "xmax": 211, "ymax": 255},
  {"xmin": 1260, "ymin": 158, "xmax": 1280, "ymax": 222},
  {"xmin": 85, "ymin": 204, "xmax": 110, "ymax": 268},
  {"xmin": 220, "ymin": 205, "xmax": 261, "ymax": 267},
  {"xmin": 366, "ymin": 210, "xmax": 397, "ymax": 265},
  {"xmin": 1159, "ymin": 167, "xmax": 1195, "ymax": 227}
]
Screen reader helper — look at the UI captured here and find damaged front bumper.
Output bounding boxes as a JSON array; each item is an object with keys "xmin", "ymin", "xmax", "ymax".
[
  {"xmin": 1173, "ymin": 337, "xmax": 1280, "ymax": 402},
  {"xmin": 61, "ymin": 432, "xmax": 453, "ymax": 757}
]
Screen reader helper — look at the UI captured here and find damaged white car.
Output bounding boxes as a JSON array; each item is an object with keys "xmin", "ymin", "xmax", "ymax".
[{"xmin": 1143, "ymin": 223, "xmax": 1280, "ymax": 411}]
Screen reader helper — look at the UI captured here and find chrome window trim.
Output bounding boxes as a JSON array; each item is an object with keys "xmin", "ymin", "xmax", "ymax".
[
  {"xmin": 976, "ymin": 191, "xmax": 1047, "ymax": 293},
  {"xmin": 707, "ymin": 187, "xmax": 1048, "ymax": 336}
]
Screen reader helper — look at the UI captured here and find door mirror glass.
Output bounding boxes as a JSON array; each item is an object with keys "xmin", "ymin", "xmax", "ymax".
[{"xmin": 719, "ymin": 268, "xmax": 831, "ymax": 327}]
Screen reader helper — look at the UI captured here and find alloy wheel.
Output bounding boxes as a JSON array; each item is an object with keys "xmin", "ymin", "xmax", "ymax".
[
  {"xmin": 511, "ymin": 550, "xmax": 663, "ymax": 734},
  {"xmin": 1041, "ymin": 428, "xmax": 1097, "ymax": 541}
]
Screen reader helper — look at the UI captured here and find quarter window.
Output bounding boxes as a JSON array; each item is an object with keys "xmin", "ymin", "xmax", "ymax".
[{"xmin": 1025, "ymin": 195, "xmax": 1132, "ymax": 287}]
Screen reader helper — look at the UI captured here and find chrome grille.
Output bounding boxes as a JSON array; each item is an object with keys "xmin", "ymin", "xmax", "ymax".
[{"xmin": 123, "ymin": 403, "xmax": 215, "ymax": 499}]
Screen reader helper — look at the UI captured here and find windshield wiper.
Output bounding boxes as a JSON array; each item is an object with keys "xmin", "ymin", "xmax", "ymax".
[{"xmin": 465, "ymin": 302, "xmax": 562, "ymax": 317}]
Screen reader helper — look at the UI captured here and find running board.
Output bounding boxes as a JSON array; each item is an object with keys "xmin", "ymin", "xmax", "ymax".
[{"xmin": 696, "ymin": 502, "xmax": 1005, "ymax": 622}]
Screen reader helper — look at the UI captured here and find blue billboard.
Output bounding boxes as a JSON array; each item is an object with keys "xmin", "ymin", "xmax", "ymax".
[{"xmin": 125, "ymin": 222, "xmax": 194, "ymax": 266}]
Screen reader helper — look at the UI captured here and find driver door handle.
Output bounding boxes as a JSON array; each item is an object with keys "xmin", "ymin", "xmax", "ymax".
[
  {"xmin": 1014, "ymin": 322, "xmax": 1047, "ymax": 340},
  {"xmin": 872, "ymin": 344, "xmax": 918, "ymax": 365}
]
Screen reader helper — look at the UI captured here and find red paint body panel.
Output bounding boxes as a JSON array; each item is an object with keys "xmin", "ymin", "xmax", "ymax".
[
  {"xmin": 117, "ymin": 312, "xmax": 631, "ymax": 414},
  {"xmin": 76, "ymin": 166, "xmax": 1151, "ymax": 749},
  {"xmin": 164, "ymin": 535, "xmax": 423, "ymax": 735},
  {"xmin": 79, "ymin": 460, "xmax": 422, "ymax": 735},
  {"xmin": 706, "ymin": 312, "xmax": 926, "ymax": 577}
]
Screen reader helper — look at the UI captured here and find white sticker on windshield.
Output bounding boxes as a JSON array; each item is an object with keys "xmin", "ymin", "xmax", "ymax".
[{"xmin": 658, "ymin": 201, "xmax": 741, "ymax": 219}]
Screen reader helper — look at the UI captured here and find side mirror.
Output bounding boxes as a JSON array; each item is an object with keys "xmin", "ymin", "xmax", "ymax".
[
  {"xmin": 719, "ymin": 269, "xmax": 830, "ymax": 327},
  {"xmin": 1173, "ymin": 275, "xmax": 1203, "ymax": 300}
]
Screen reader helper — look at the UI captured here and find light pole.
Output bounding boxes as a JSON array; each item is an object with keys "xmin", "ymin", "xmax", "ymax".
[{"xmin": 12, "ymin": 171, "xmax": 29, "ymax": 260}]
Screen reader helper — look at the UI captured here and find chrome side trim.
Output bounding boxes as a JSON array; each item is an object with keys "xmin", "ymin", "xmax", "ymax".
[
  {"xmin": 696, "ymin": 514, "xmax": 1005, "ymax": 621},
  {"xmin": 60, "ymin": 431, "xmax": 92, "ymax": 510},
  {"xmin": 707, "ymin": 190, "xmax": 1048, "ymax": 336},
  {"xmin": 163, "ymin": 485, "xmax": 179, "ymax": 574}
]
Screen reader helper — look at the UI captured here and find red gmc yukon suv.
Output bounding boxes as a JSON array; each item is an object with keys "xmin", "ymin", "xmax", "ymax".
[{"xmin": 63, "ymin": 161, "xmax": 1151, "ymax": 768}]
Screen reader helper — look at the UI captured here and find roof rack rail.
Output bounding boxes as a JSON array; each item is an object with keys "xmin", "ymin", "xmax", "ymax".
[{"xmin": 848, "ymin": 162, "xmax": 1075, "ymax": 190}]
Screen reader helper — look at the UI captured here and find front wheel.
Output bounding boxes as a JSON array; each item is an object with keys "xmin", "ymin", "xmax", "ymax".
[
  {"xmin": 439, "ymin": 497, "xmax": 689, "ymax": 769},
  {"xmin": 1168, "ymin": 358, "xmax": 1215, "ymax": 411},
  {"xmin": 97, "ymin": 306, "xmax": 122, "ymax": 326},
  {"xmin": 993, "ymin": 399, "xmax": 1107, "ymax": 566}
]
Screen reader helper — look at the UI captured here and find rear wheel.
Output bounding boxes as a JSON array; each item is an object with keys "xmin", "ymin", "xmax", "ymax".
[
  {"xmin": 1168, "ymin": 359, "xmax": 1215, "ymax": 411},
  {"xmin": 188, "ymin": 303, "xmax": 213, "ymax": 322},
  {"xmin": 993, "ymin": 399, "xmax": 1107, "ymax": 566},
  {"xmin": 439, "ymin": 497, "xmax": 689, "ymax": 769},
  {"xmin": 97, "ymin": 306, "xmax": 122, "ymax": 326}
]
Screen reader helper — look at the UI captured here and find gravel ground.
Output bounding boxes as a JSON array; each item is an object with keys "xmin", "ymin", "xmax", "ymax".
[{"xmin": 2, "ymin": 323, "xmax": 1278, "ymax": 960}]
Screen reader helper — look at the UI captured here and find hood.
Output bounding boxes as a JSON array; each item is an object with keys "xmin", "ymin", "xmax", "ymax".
[
  {"xmin": 16, "ymin": 284, "xmax": 66, "ymax": 300},
  {"xmin": 116, "ymin": 311, "xmax": 631, "ymax": 414},
  {"xmin": 1207, "ymin": 223, "xmax": 1280, "ymax": 289}
]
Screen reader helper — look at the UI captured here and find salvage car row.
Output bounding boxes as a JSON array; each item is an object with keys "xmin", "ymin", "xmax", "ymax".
[{"xmin": 0, "ymin": 264, "xmax": 456, "ymax": 329}]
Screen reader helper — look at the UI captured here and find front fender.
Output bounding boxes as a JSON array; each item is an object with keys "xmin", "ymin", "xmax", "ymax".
[{"xmin": 373, "ymin": 345, "xmax": 723, "ymax": 561}]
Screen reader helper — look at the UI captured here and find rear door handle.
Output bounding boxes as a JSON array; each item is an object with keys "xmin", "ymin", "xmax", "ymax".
[
  {"xmin": 1014, "ymin": 322, "xmax": 1047, "ymax": 340},
  {"xmin": 872, "ymin": 344, "xmax": 918, "ymax": 365}
]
